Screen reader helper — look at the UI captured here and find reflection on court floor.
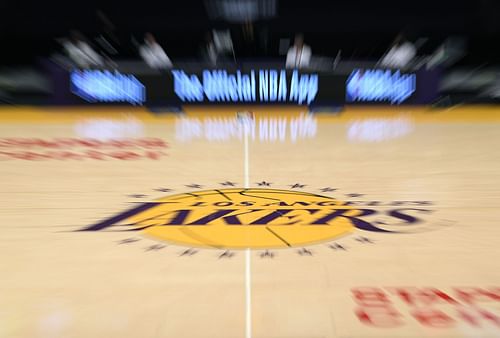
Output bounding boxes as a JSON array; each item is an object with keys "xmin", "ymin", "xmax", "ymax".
[{"xmin": 1, "ymin": 105, "xmax": 499, "ymax": 338}]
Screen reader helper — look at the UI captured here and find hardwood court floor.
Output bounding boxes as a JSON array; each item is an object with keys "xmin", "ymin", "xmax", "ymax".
[{"xmin": 0, "ymin": 105, "xmax": 500, "ymax": 338}]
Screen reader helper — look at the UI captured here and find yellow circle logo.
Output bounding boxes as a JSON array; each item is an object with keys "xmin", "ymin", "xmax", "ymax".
[{"xmin": 124, "ymin": 188, "xmax": 357, "ymax": 249}]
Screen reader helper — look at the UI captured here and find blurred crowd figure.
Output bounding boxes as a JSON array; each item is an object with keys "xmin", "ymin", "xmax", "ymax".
[
  {"xmin": 200, "ymin": 30, "xmax": 236, "ymax": 66},
  {"xmin": 213, "ymin": 30, "xmax": 236, "ymax": 62},
  {"xmin": 58, "ymin": 26, "xmax": 425, "ymax": 73},
  {"xmin": 139, "ymin": 33, "xmax": 173, "ymax": 70},
  {"xmin": 62, "ymin": 31, "xmax": 104, "ymax": 69},
  {"xmin": 286, "ymin": 34, "xmax": 311, "ymax": 69},
  {"xmin": 380, "ymin": 34, "xmax": 416, "ymax": 69},
  {"xmin": 201, "ymin": 32, "xmax": 219, "ymax": 65}
]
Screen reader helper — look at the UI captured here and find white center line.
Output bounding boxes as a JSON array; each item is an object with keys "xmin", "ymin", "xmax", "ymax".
[
  {"xmin": 245, "ymin": 247, "xmax": 252, "ymax": 338},
  {"xmin": 243, "ymin": 119, "xmax": 252, "ymax": 338}
]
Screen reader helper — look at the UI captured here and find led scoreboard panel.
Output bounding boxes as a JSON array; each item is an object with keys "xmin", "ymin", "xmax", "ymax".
[
  {"xmin": 138, "ymin": 69, "xmax": 347, "ymax": 106},
  {"xmin": 171, "ymin": 69, "xmax": 319, "ymax": 104},
  {"xmin": 70, "ymin": 70, "xmax": 146, "ymax": 105},
  {"xmin": 68, "ymin": 67, "xmax": 437, "ymax": 106},
  {"xmin": 69, "ymin": 69, "xmax": 345, "ymax": 106},
  {"xmin": 346, "ymin": 69, "xmax": 416, "ymax": 104}
]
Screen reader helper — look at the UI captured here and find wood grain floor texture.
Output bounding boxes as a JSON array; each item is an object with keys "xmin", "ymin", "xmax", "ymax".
[{"xmin": 0, "ymin": 105, "xmax": 499, "ymax": 338}]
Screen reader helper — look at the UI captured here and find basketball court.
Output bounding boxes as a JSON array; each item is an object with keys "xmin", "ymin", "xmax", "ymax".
[{"xmin": 1, "ymin": 105, "xmax": 500, "ymax": 338}]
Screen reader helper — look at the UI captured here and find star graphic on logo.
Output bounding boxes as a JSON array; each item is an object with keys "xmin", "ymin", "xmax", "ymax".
[
  {"xmin": 117, "ymin": 238, "xmax": 140, "ymax": 244},
  {"xmin": 260, "ymin": 250, "xmax": 275, "ymax": 258},
  {"xmin": 218, "ymin": 250, "xmax": 235, "ymax": 259},
  {"xmin": 154, "ymin": 188, "xmax": 172, "ymax": 193},
  {"xmin": 297, "ymin": 248, "xmax": 313, "ymax": 256},
  {"xmin": 145, "ymin": 244, "xmax": 166, "ymax": 251},
  {"xmin": 220, "ymin": 181, "xmax": 237, "ymax": 186},
  {"xmin": 290, "ymin": 183, "xmax": 306, "ymax": 189},
  {"xmin": 256, "ymin": 181, "xmax": 272, "ymax": 186},
  {"xmin": 346, "ymin": 193, "xmax": 364, "ymax": 197},
  {"xmin": 320, "ymin": 187, "xmax": 337, "ymax": 192},
  {"xmin": 127, "ymin": 194, "xmax": 148, "ymax": 198},
  {"xmin": 185, "ymin": 184, "xmax": 203, "ymax": 189},
  {"xmin": 355, "ymin": 236, "xmax": 373, "ymax": 244},
  {"xmin": 328, "ymin": 243, "xmax": 347, "ymax": 251},
  {"xmin": 179, "ymin": 248, "xmax": 198, "ymax": 256}
]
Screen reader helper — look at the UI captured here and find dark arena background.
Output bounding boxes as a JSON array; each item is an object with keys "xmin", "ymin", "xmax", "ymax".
[{"xmin": 1, "ymin": 1, "xmax": 500, "ymax": 338}]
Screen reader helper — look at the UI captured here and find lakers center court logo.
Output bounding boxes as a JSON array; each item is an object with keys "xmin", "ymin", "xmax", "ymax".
[{"xmin": 79, "ymin": 185, "xmax": 452, "ymax": 251}]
